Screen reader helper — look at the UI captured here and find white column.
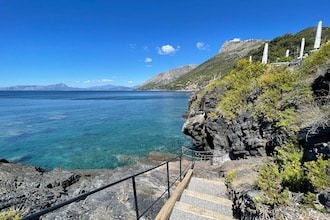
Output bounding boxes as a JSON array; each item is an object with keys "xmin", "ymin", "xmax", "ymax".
[
  {"xmin": 299, "ymin": 38, "xmax": 305, "ymax": 59},
  {"xmin": 314, "ymin": 21, "xmax": 322, "ymax": 49},
  {"xmin": 249, "ymin": 56, "xmax": 252, "ymax": 62},
  {"xmin": 285, "ymin": 49, "xmax": 289, "ymax": 58},
  {"xmin": 262, "ymin": 43, "xmax": 268, "ymax": 64}
]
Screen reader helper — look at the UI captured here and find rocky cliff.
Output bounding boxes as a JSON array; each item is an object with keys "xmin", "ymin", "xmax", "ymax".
[
  {"xmin": 183, "ymin": 44, "xmax": 330, "ymax": 161},
  {"xmin": 182, "ymin": 39, "xmax": 330, "ymax": 218}
]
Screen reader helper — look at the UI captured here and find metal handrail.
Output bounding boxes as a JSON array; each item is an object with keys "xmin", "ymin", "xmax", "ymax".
[
  {"xmin": 182, "ymin": 145, "xmax": 214, "ymax": 161},
  {"xmin": 22, "ymin": 152, "xmax": 194, "ymax": 220}
]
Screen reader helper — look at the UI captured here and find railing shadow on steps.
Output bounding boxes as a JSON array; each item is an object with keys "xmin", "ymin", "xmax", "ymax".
[{"xmin": 22, "ymin": 147, "xmax": 200, "ymax": 220}]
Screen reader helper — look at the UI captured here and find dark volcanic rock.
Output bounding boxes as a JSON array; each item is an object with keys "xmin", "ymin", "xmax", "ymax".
[
  {"xmin": 183, "ymin": 68, "xmax": 330, "ymax": 162},
  {"xmin": 300, "ymin": 68, "xmax": 330, "ymax": 162},
  {"xmin": 0, "ymin": 158, "xmax": 9, "ymax": 163},
  {"xmin": 319, "ymin": 192, "xmax": 330, "ymax": 212},
  {"xmin": 312, "ymin": 68, "xmax": 330, "ymax": 104},
  {"xmin": 0, "ymin": 155, "xmax": 186, "ymax": 219},
  {"xmin": 0, "ymin": 161, "xmax": 80, "ymax": 213},
  {"xmin": 182, "ymin": 92, "xmax": 281, "ymax": 161},
  {"xmin": 300, "ymin": 127, "xmax": 330, "ymax": 161}
]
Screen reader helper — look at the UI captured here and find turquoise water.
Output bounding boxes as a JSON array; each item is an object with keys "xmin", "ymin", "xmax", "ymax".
[{"xmin": 0, "ymin": 91, "xmax": 191, "ymax": 170}]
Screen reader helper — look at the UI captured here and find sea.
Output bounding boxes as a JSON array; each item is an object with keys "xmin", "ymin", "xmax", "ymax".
[{"xmin": 0, "ymin": 91, "xmax": 192, "ymax": 170}]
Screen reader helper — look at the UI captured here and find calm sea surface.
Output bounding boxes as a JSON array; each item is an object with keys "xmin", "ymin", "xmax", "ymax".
[{"xmin": 0, "ymin": 91, "xmax": 191, "ymax": 170}]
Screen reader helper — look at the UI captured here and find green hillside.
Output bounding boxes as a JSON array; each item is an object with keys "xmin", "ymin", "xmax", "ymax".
[
  {"xmin": 162, "ymin": 40, "xmax": 264, "ymax": 90},
  {"xmin": 151, "ymin": 26, "xmax": 329, "ymax": 91},
  {"xmin": 247, "ymin": 27, "xmax": 330, "ymax": 62},
  {"xmin": 163, "ymin": 52, "xmax": 239, "ymax": 90}
]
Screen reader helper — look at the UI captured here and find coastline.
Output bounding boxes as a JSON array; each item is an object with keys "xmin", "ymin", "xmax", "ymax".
[{"xmin": 0, "ymin": 151, "xmax": 187, "ymax": 219}]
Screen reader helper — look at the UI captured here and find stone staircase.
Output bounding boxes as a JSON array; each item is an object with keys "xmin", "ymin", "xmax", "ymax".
[{"xmin": 169, "ymin": 177, "xmax": 234, "ymax": 220}]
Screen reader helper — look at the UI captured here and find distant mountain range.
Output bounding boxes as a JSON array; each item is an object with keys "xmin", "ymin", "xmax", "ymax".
[{"xmin": 0, "ymin": 83, "xmax": 134, "ymax": 91}]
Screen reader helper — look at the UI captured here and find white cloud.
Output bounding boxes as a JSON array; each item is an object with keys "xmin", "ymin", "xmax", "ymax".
[
  {"xmin": 101, "ymin": 78, "xmax": 113, "ymax": 83},
  {"xmin": 128, "ymin": 81, "xmax": 133, "ymax": 84},
  {"xmin": 196, "ymin": 42, "xmax": 210, "ymax": 50},
  {"xmin": 157, "ymin": 44, "xmax": 179, "ymax": 55},
  {"xmin": 145, "ymin": 57, "xmax": 152, "ymax": 63}
]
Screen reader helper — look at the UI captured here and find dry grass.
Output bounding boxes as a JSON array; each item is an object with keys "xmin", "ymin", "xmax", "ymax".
[{"xmin": 298, "ymin": 101, "xmax": 330, "ymax": 139}]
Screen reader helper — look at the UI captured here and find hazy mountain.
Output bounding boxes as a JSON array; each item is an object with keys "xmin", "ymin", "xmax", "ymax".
[
  {"xmin": 0, "ymin": 83, "xmax": 134, "ymax": 91},
  {"xmin": 137, "ymin": 64, "xmax": 198, "ymax": 90},
  {"xmin": 85, "ymin": 84, "xmax": 134, "ymax": 91},
  {"xmin": 0, "ymin": 83, "xmax": 77, "ymax": 91}
]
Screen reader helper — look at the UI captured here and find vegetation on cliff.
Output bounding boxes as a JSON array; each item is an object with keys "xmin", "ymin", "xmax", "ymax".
[
  {"xmin": 247, "ymin": 26, "xmax": 330, "ymax": 63},
  {"xmin": 192, "ymin": 40, "xmax": 330, "ymax": 216},
  {"xmin": 255, "ymin": 42, "xmax": 330, "ymax": 214}
]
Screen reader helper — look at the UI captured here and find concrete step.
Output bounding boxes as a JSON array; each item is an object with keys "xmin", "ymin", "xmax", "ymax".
[
  {"xmin": 187, "ymin": 177, "xmax": 228, "ymax": 198},
  {"xmin": 180, "ymin": 189, "xmax": 233, "ymax": 216},
  {"xmin": 170, "ymin": 201, "xmax": 234, "ymax": 220}
]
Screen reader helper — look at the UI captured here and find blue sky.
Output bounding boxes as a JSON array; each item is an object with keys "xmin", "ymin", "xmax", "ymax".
[{"xmin": 0, "ymin": 0, "xmax": 329, "ymax": 88}]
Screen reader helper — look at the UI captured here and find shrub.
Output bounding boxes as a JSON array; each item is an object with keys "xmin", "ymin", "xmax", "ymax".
[
  {"xmin": 0, "ymin": 209, "xmax": 22, "ymax": 220},
  {"xmin": 257, "ymin": 162, "xmax": 289, "ymax": 206},
  {"xmin": 302, "ymin": 192, "xmax": 316, "ymax": 208},
  {"xmin": 299, "ymin": 41, "xmax": 330, "ymax": 77},
  {"xmin": 215, "ymin": 59, "xmax": 266, "ymax": 120},
  {"xmin": 225, "ymin": 169, "xmax": 237, "ymax": 185},
  {"xmin": 304, "ymin": 156, "xmax": 330, "ymax": 192},
  {"xmin": 257, "ymin": 145, "xmax": 330, "ymax": 208},
  {"xmin": 274, "ymin": 146, "xmax": 308, "ymax": 192}
]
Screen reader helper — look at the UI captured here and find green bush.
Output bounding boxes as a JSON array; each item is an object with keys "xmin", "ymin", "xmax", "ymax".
[
  {"xmin": 302, "ymin": 192, "xmax": 317, "ymax": 208},
  {"xmin": 299, "ymin": 41, "xmax": 330, "ymax": 77},
  {"xmin": 304, "ymin": 156, "xmax": 330, "ymax": 192},
  {"xmin": 257, "ymin": 145, "xmax": 330, "ymax": 208},
  {"xmin": 273, "ymin": 147, "xmax": 308, "ymax": 192},
  {"xmin": 0, "ymin": 210, "xmax": 21, "ymax": 220},
  {"xmin": 225, "ymin": 169, "xmax": 237, "ymax": 185},
  {"xmin": 214, "ymin": 59, "xmax": 266, "ymax": 120},
  {"xmin": 257, "ymin": 161, "xmax": 289, "ymax": 206}
]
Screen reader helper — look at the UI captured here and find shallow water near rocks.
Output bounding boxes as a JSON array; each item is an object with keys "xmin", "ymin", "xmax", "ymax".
[{"xmin": 0, "ymin": 91, "xmax": 191, "ymax": 170}]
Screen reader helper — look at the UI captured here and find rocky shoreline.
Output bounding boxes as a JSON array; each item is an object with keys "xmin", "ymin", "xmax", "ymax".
[{"xmin": 0, "ymin": 152, "xmax": 189, "ymax": 219}]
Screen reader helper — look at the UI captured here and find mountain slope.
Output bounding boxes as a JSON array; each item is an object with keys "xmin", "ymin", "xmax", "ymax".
[
  {"xmin": 163, "ymin": 40, "xmax": 265, "ymax": 90},
  {"xmin": 137, "ymin": 65, "xmax": 198, "ymax": 90},
  {"xmin": 148, "ymin": 26, "xmax": 329, "ymax": 91}
]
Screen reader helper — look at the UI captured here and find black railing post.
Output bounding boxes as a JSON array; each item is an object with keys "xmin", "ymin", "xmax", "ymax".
[
  {"xmin": 166, "ymin": 161, "xmax": 170, "ymax": 198},
  {"xmin": 191, "ymin": 147, "xmax": 194, "ymax": 169},
  {"xmin": 179, "ymin": 152, "xmax": 182, "ymax": 182},
  {"xmin": 132, "ymin": 177, "xmax": 139, "ymax": 220}
]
